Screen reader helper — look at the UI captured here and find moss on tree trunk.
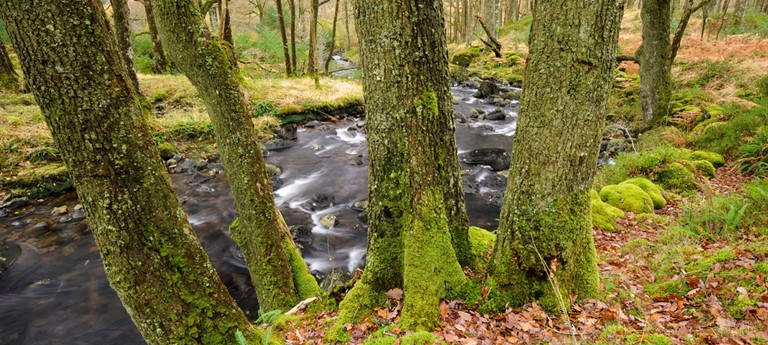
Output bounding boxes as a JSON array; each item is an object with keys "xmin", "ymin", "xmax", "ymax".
[
  {"xmin": 152, "ymin": 0, "xmax": 320, "ymax": 312},
  {"xmin": 144, "ymin": 0, "xmax": 170, "ymax": 74},
  {"xmin": 0, "ymin": 1, "xmax": 267, "ymax": 344},
  {"xmin": 490, "ymin": 0, "xmax": 624, "ymax": 312},
  {"xmin": 0, "ymin": 41, "xmax": 18, "ymax": 91},
  {"xmin": 334, "ymin": 0, "xmax": 471, "ymax": 334},
  {"xmin": 112, "ymin": 0, "xmax": 142, "ymax": 93},
  {"xmin": 640, "ymin": 0, "xmax": 673, "ymax": 126}
]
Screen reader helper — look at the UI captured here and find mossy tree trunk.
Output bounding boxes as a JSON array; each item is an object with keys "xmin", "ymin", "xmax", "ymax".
[
  {"xmin": 0, "ymin": 1, "xmax": 267, "ymax": 344},
  {"xmin": 483, "ymin": 0, "xmax": 501, "ymax": 37},
  {"xmin": 337, "ymin": 0, "xmax": 472, "ymax": 332},
  {"xmin": 152, "ymin": 0, "xmax": 321, "ymax": 312},
  {"xmin": 490, "ymin": 0, "xmax": 623, "ymax": 312},
  {"xmin": 0, "ymin": 41, "xmax": 18, "ymax": 91},
  {"xmin": 143, "ymin": 0, "xmax": 170, "ymax": 74},
  {"xmin": 640, "ymin": 0, "xmax": 673, "ymax": 126},
  {"xmin": 289, "ymin": 0, "xmax": 298, "ymax": 73},
  {"xmin": 112, "ymin": 0, "xmax": 142, "ymax": 93},
  {"xmin": 308, "ymin": 0, "xmax": 319, "ymax": 76},
  {"xmin": 323, "ymin": 0, "xmax": 340, "ymax": 74}
]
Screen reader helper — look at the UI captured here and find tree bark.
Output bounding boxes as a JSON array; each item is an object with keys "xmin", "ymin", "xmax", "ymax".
[
  {"xmin": 733, "ymin": 0, "xmax": 747, "ymax": 26},
  {"xmin": 483, "ymin": 0, "xmax": 501, "ymax": 37},
  {"xmin": 144, "ymin": 0, "xmax": 169, "ymax": 74},
  {"xmin": 324, "ymin": 0, "xmax": 341, "ymax": 74},
  {"xmin": 0, "ymin": 1, "xmax": 266, "ymax": 344},
  {"xmin": 490, "ymin": 0, "xmax": 623, "ymax": 312},
  {"xmin": 308, "ymin": 0, "xmax": 320, "ymax": 76},
  {"xmin": 344, "ymin": 0, "xmax": 351, "ymax": 51},
  {"xmin": 152, "ymin": 0, "xmax": 321, "ymax": 312},
  {"xmin": 289, "ymin": 0, "xmax": 298, "ymax": 74},
  {"xmin": 276, "ymin": 0, "xmax": 293, "ymax": 76},
  {"xmin": 112, "ymin": 0, "xmax": 142, "ymax": 93},
  {"xmin": 640, "ymin": 0, "xmax": 673, "ymax": 125},
  {"xmin": 337, "ymin": 0, "xmax": 472, "ymax": 332},
  {"xmin": 0, "ymin": 41, "xmax": 18, "ymax": 91},
  {"xmin": 464, "ymin": 0, "xmax": 473, "ymax": 44}
]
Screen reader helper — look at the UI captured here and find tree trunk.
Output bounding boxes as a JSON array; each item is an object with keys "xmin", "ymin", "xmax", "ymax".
[
  {"xmin": 483, "ymin": 0, "xmax": 501, "ymax": 37},
  {"xmin": 733, "ymin": 0, "xmax": 747, "ymax": 26},
  {"xmin": 0, "ymin": 1, "xmax": 267, "ymax": 344},
  {"xmin": 464, "ymin": 0, "xmax": 473, "ymax": 44},
  {"xmin": 640, "ymin": 0, "xmax": 673, "ymax": 126},
  {"xmin": 308, "ymin": 0, "xmax": 319, "ymax": 76},
  {"xmin": 289, "ymin": 0, "xmax": 298, "ymax": 74},
  {"xmin": 276, "ymin": 0, "xmax": 293, "ymax": 76},
  {"xmin": 336, "ymin": 0, "xmax": 471, "ymax": 332},
  {"xmin": 344, "ymin": 0, "xmax": 351, "ymax": 51},
  {"xmin": 144, "ymin": 0, "xmax": 169, "ymax": 74},
  {"xmin": 152, "ymin": 0, "xmax": 321, "ymax": 312},
  {"xmin": 324, "ymin": 0, "xmax": 340, "ymax": 74},
  {"xmin": 490, "ymin": 0, "xmax": 623, "ymax": 312},
  {"xmin": 218, "ymin": 0, "xmax": 237, "ymax": 70},
  {"xmin": 112, "ymin": 0, "xmax": 142, "ymax": 93},
  {"xmin": 208, "ymin": 5, "xmax": 219, "ymax": 33},
  {"xmin": 0, "ymin": 42, "xmax": 18, "ymax": 91}
]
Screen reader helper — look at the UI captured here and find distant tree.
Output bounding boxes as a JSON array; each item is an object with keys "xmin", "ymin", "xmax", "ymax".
[
  {"xmin": 275, "ymin": 0, "xmax": 293, "ymax": 76},
  {"xmin": 640, "ymin": 0, "xmax": 710, "ymax": 125},
  {"xmin": 112, "ymin": 0, "xmax": 141, "ymax": 93},
  {"xmin": 323, "ymin": 0, "xmax": 340, "ymax": 74},
  {"xmin": 334, "ymin": 0, "xmax": 472, "ymax": 333},
  {"xmin": 0, "ymin": 41, "xmax": 17, "ymax": 91},
  {"xmin": 137, "ymin": 0, "xmax": 170, "ymax": 73},
  {"xmin": 308, "ymin": 0, "xmax": 320, "ymax": 76},
  {"xmin": 482, "ymin": 0, "xmax": 501, "ymax": 37},
  {"xmin": 152, "ymin": 0, "xmax": 321, "ymax": 311},
  {"xmin": 490, "ymin": 0, "xmax": 624, "ymax": 311},
  {"xmin": 0, "ymin": 1, "xmax": 268, "ymax": 343},
  {"xmin": 289, "ymin": 0, "xmax": 298, "ymax": 73}
]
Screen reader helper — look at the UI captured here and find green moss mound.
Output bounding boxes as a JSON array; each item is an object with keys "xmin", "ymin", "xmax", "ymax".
[
  {"xmin": 599, "ymin": 184, "xmax": 654, "ymax": 214},
  {"xmin": 620, "ymin": 177, "xmax": 666, "ymax": 209},
  {"xmin": 450, "ymin": 46, "xmax": 484, "ymax": 67},
  {"xmin": 637, "ymin": 126, "xmax": 684, "ymax": 150},
  {"xmin": 591, "ymin": 189, "xmax": 625, "ymax": 231},
  {"xmin": 655, "ymin": 162, "xmax": 699, "ymax": 192},
  {"xmin": 469, "ymin": 226, "xmax": 495, "ymax": 272},
  {"xmin": 157, "ymin": 141, "xmax": 178, "ymax": 161},
  {"xmin": 690, "ymin": 150, "xmax": 725, "ymax": 167},
  {"xmin": 691, "ymin": 159, "xmax": 716, "ymax": 178}
]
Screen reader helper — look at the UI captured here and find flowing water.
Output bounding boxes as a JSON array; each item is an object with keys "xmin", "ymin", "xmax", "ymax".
[{"xmin": 0, "ymin": 84, "xmax": 519, "ymax": 344}]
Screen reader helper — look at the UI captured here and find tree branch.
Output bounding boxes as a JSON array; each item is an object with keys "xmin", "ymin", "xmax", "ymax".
[
  {"xmin": 474, "ymin": 15, "xmax": 502, "ymax": 58},
  {"xmin": 200, "ymin": 0, "xmax": 218, "ymax": 15},
  {"xmin": 671, "ymin": 0, "xmax": 710, "ymax": 62}
]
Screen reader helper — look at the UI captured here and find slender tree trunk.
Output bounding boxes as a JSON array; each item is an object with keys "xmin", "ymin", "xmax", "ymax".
[
  {"xmin": 0, "ymin": 42, "xmax": 18, "ymax": 91},
  {"xmin": 336, "ymin": 0, "xmax": 471, "ymax": 332},
  {"xmin": 464, "ymin": 0, "xmax": 473, "ymax": 44},
  {"xmin": 0, "ymin": 1, "xmax": 267, "ymax": 344},
  {"xmin": 344, "ymin": 0, "xmax": 351, "ymax": 51},
  {"xmin": 483, "ymin": 0, "xmax": 501, "ymax": 37},
  {"xmin": 208, "ymin": 5, "xmax": 219, "ymax": 33},
  {"xmin": 733, "ymin": 0, "xmax": 747, "ymax": 26},
  {"xmin": 112, "ymin": 0, "xmax": 142, "ymax": 93},
  {"xmin": 716, "ymin": 0, "xmax": 730, "ymax": 39},
  {"xmin": 491, "ymin": 0, "xmax": 623, "ymax": 312},
  {"xmin": 144, "ymin": 0, "xmax": 169, "ymax": 74},
  {"xmin": 324, "ymin": 0, "xmax": 340, "ymax": 74},
  {"xmin": 153, "ymin": 0, "xmax": 321, "ymax": 312},
  {"xmin": 276, "ymin": 0, "xmax": 293, "ymax": 76},
  {"xmin": 289, "ymin": 0, "xmax": 298, "ymax": 74},
  {"xmin": 640, "ymin": 0, "xmax": 672, "ymax": 125},
  {"xmin": 308, "ymin": 0, "xmax": 319, "ymax": 76}
]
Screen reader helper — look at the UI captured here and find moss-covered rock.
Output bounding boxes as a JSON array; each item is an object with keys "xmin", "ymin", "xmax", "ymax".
[
  {"xmin": 637, "ymin": 126, "xmax": 685, "ymax": 150},
  {"xmin": 469, "ymin": 226, "xmax": 495, "ymax": 271},
  {"xmin": 157, "ymin": 141, "xmax": 178, "ymax": 161},
  {"xmin": 654, "ymin": 162, "xmax": 699, "ymax": 192},
  {"xmin": 591, "ymin": 189, "xmax": 625, "ymax": 231},
  {"xmin": 691, "ymin": 159, "xmax": 716, "ymax": 178},
  {"xmin": 620, "ymin": 177, "xmax": 666, "ymax": 209},
  {"xmin": 449, "ymin": 64, "xmax": 469, "ymax": 82},
  {"xmin": 450, "ymin": 46, "xmax": 484, "ymax": 67},
  {"xmin": 690, "ymin": 150, "xmax": 725, "ymax": 167},
  {"xmin": 599, "ymin": 184, "xmax": 654, "ymax": 214}
]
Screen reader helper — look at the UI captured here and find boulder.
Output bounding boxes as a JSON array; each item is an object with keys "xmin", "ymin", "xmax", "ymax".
[
  {"xmin": 590, "ymin": 190, "xmax": 625, "ymax": 232},
  {"xmin": 290, "ymin": 224, "xmax": 313, "ymax": 244},
  {"xmin": 319, "ymin": 267, "xmax": 353, "ymax": 293},
  {"xmin": 320, "ymin": 214, "xmax": 337, "ymax": 228},
  {"xmin": 599, "ymin": 184, "xmax": 654, "ymax": 214},
  {"xmin": 655, "ymin": 162, "xmax": 699, "ymax": 192},
  {"xmin": 474, "ymin": 80, "xmax": 501, "ymax": 99},
  {"xmin": 485, "ymin": 110, "xmax": 506, "ymax": 121},
  {"xmin": 620, "ymin": 177, "xmax": 666, "ymax": 209},
  {"xmin": 459, "ymin": 148, "xmax": 511, "ymax": 171},
  {"xmin": 304, "ymin": 193, "xmax": 335, "ymax": 211}
]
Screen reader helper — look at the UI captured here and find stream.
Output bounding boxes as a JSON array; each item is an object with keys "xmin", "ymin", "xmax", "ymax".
[{"xmin": 0, "ymin": 83, "xmax": 519, "ymax": 344}]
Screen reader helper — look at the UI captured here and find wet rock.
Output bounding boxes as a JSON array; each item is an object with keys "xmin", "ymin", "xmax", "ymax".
[
  {"xmin": 195, "ymin": 185, "xmax": 215, "ymax": 193},
  {"xmin": 0, "ymin": 241, "xmax": 22, "ymax": 275},
  {"xmin": 71, "ymin": 209, "xmax": 86, "ymax": 221},
  {"xmin": 488, "ymin": 191, "xmax": 504, "ymax": 207},
  {"xmin": 485, "ymin": 110, "xmax": 506, "ymax": 121},
  {"xmin": 51, "ymin": 205, "xmax": 68, "ymax": 215},
  {"xmin": 501, "ymin": 89, "xmax": 522, "ymax": 100},
  {"xmin": 58, "ymin": 216, "xmax": 72, "ymax": 223},
  {"xmin": 273, "ymin": 124, "xmax": 298, "ymax": 141},
  {"xmin": 2, "ymin": 197, "xmax": 29, "ymax": 211},
  {"xmin": 271, "ymin": 177, "xmax": 284, "ymax": 190},
  {"xmin": 320, "ymin": 214, "xmax": 337, "ymax": 228},
  {"xmin": 463, "ymin": 79, "xmax": 481, "ymax": 89},
  {"xmin": 265, "ymin": 163, "xmax": 282, "ymax": 177},
  {"xmin": 460, "ymin": 148, "xmax": 511, "ymax": 171},
  {"xmin": 304, "ymin": 193, "xmax": 335, "ymax": 211},
  {"xmin": 462, "ymin": 175, "xmax": 479, "ymax": 194},
  {"xmin": 475, "ymin": 80, "xmax": 501, "ymax": 99},
  {"xmin": 357, "ymin": 211, "xmax": 368, "ymax": 224},
  {"xmin": 174, "ymin": 159, "xmax": 197, "ymax": 174},
  {"xmin": 352, "ymin": 199, "xmax": 368, "ymax": 211},
  {"xmin": 187, "ymin": 172, "xmax": 213, "ymax": 185},
  {"xmin": 602, "ymin": 138, "xmax": 632, "ymax": 157},
  {"xmin": 454, "ymin": 111, "xmax": 468, "ymax": 123},
  {"xmin": 319, "ymin": 267, "xmax": 353, "ymax": 293},
  {"xmin": 305, "ymin": 120, "xmax": 322, "ymax": 128},
  {"xmin": 355, "ymin": 121, "xmax": 365, "ymax": 128},
  {"xmin": 0, "ymin": 209, "xmax": 7, "ymax": 218},
  {"xmin": 479, "ymin": 173, "xmax": 508, "ymax": 190},
  {"xmin": 469, "ymin": 108, "xmax": 481, "ymax": 119},
  {"xmin": 603, "ymin": 124, "xmax": 626, "ymax": 139},
  {"xmin": 290, "ymin": 224, "xmax": 313, "ymax": 244},
  {"xmin": 264, "ymin": 139, "xmax": 295, "ymax": 151},
  {"xmin": 346, "ymin": 126, "xmax": 358, "ymax": 132}
]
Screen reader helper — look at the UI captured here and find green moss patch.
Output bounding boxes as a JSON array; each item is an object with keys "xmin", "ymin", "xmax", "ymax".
[
  {"xmin": 591, "ymin": 189, "xmax": 625, "ymax": 231},
  {"xmin": 599, "ymin": 184, "xmax": 654, "ymax": 214},
  {"xmin": 621, "ymin": 177, "xmax": 666, "ymax": 209},
  {"xmin": 655, "ymin": 162, "xmax": 699, "ymax": 192}
]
